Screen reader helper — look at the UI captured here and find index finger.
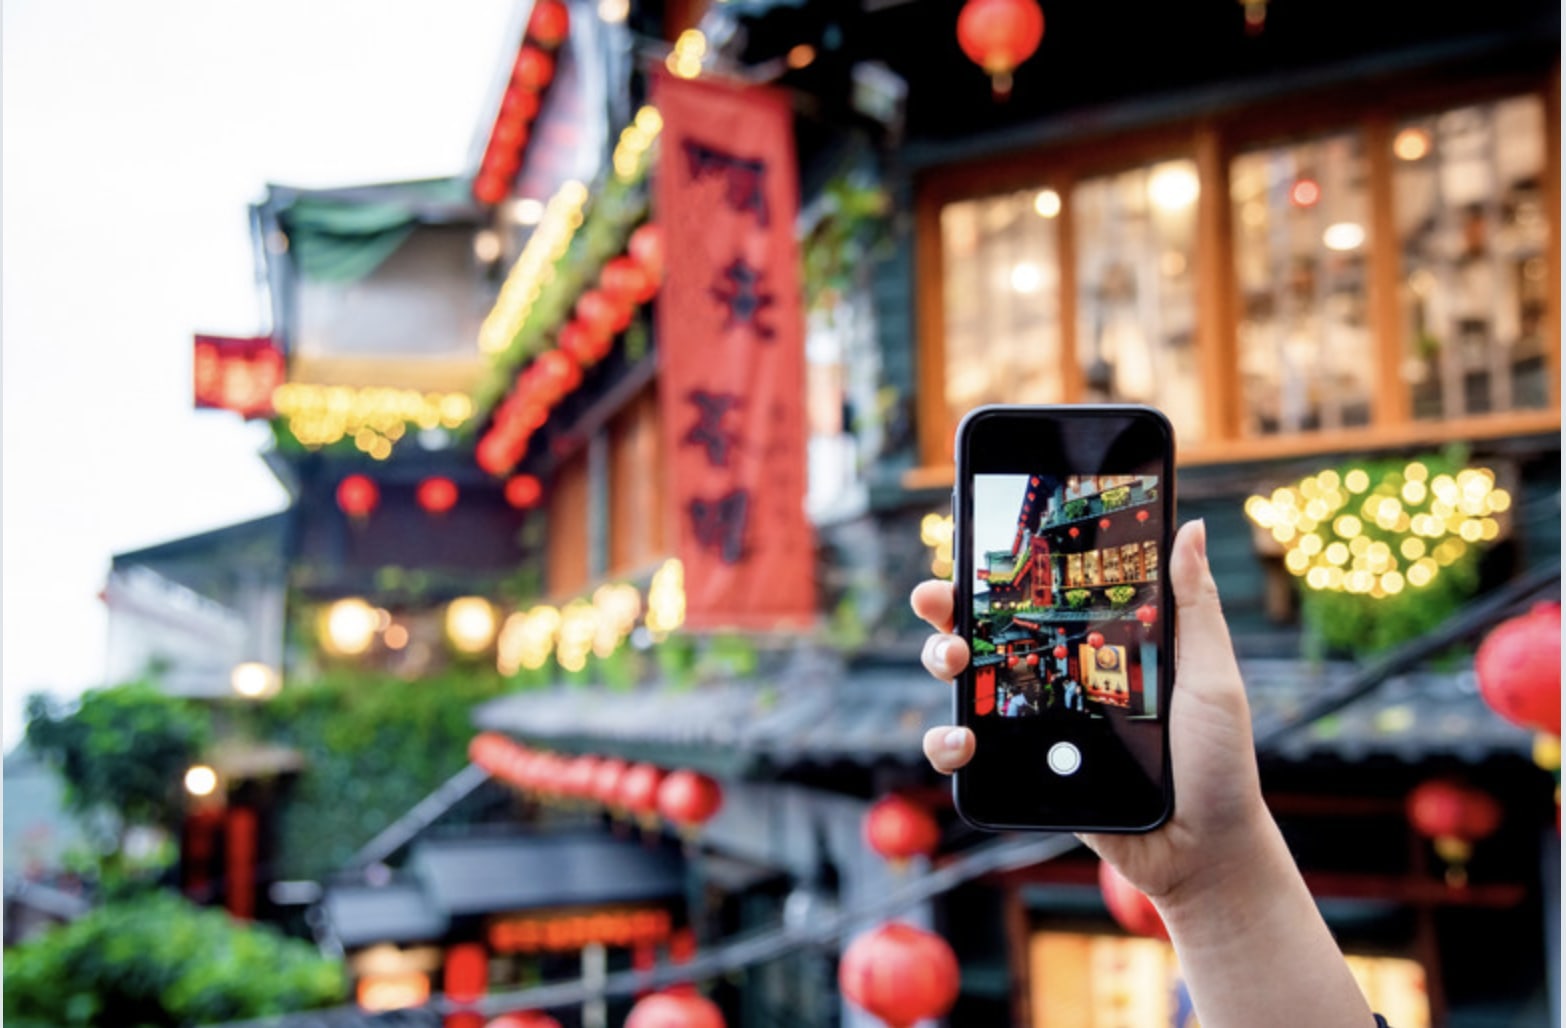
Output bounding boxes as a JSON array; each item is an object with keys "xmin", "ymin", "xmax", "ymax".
[{"xmin": 910, "ymin": 580, "xmax": 956, "ymax": 634}]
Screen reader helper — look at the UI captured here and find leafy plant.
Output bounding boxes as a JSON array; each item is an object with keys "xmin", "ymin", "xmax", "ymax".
[
  {"xmin": 802, "ymin": 174, "xmax": 892, "ymax": 314},
  {"xmin": 1100, "ymin": 487, "xmax": 1131, "ymax": 510},
  {"xmin": 1062, "ymin": 498, "xmax": 1090, "ymax": 521},
  {"xmin": 972, "ymin": 638, "xmax": 996, "ymax": 655},
  {"xmin": 1065, "ymin": 590, "xmax": 1091, "ymax": 609},
  {"xmin": 1107, "ymin": 585, "xmax": 1137, "ymax": 606},
  {"xmin": 3, "ymin": 891, "xmax": 344, "ymax": 1027}
]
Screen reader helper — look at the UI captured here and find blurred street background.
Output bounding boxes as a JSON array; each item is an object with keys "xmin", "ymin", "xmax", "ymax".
[{"xmin": 2, "ymin": 1, "xmax": 1560, "ymax": 1026}]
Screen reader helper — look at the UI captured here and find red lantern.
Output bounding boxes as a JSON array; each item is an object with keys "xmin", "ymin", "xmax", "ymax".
[
  {"xmin": 1056, "ymin": 626, "xmax": 1067, "ymax": 635},
  {"xmin": 336, "ymin": 475, "xmax": 379, "ymax": 519},
  {"xmin": 625, "ymin": 991, "xmax": 724, "ymax": 1028},
  {"xmin": 1136, "ymin": 604, "xmax": 1157, "ymax": 626},
  {"xmin": 1025, "ymin": 652, "xmax": 1039, "ymax": 667},
  {"xmin": 576, "ymin": 289, "xmax": 622, "ymax": 340},
  {"xmin": 956, "ymin": 0, "xmax": 1045, "ymax": 99},
  {"xmin": 839, "ymin": 922, "xmax": 960, "ymax": 1028},
  {"xmin": 1136, "ymin": 509, "xmax": 1150, "ymax": 523},
  {"xmin": 474, "ymin": 171, "xmax": 510, "ymax": 206},
  {"xmin": 499, "ymin": 86, "xmax": 541, "ymax": 124},
  {"xmin": 504, "ymin": 474, "xmax": 543, "ymax": 510},
  {"xmin": 417, "ymin": 477, "xmax": 459, "ymax": 515},
  {"xmin": 1052, "ymin": 644, "xmax": 1067, "ymax": 660},
  {"xmin": 591, "ymin": 757, "xmax": 629, "ymax": 808},
  {"xmin": 1407, "ymin": 779, "xmax": 1503, "ymax": 885},
  {"xmin": 492, "ymin": 117, "xmax": 530, "ymax": 152},
  {"xmin": 599, "ymin": 255, "xmax": 654, "ymax": 306},
  {"xmin": 557, "ymin": 320, "xmax": 601, "ymax": 367},
  {"xmin": 525, "ymin": 0, "xmax": 570, "ymax": 48},
  {"xmin": 1099, "ymin": 518, "xmax": 1111, "ymax": 530},
  {"xmin": 488, "ymin": 1013, "xmax": 562, "ymax": 1028},
  {"xmin": 1068, "ymin": 526, "xmax": 1080, "ymax": 538},
  {"xmin": 628, "ymin": 223, "xmax": 665, "ymax": 284},
  {"xmin": 1476, "ymin": 602, "xmax": 1561, "ymax": 736},
  {"xmin": 1098, "ymin": 860, "xmax": 1168, "ymax": 940},
  {"xmin": 1006, "ymin": 655, "xmax": 1019, "ymax": 668},
  {"xmin": 513, "ymin": 47, "xmax": 555, "ymax": 91},
  {"xmin": 864, "ymin": 795, "xmax": 940, "ymax": 864},
  {"xmin": 618, "ymin": 763, "xmax": 667, "ymax": 822},
  {"xmin": 658, "ymin": 769, "xmax": 724, "ymax": 830},
  {"xmin": 1087, "ymin": 631, "xmax": 1105, "ymax": 649}
]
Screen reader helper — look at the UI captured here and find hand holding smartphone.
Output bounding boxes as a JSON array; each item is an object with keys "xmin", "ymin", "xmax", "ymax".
[{"xmin": 952, "ymin": 404, "xmax": 1175, "ymax": 833}]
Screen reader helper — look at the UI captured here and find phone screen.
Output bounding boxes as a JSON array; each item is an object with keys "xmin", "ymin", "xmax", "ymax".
[{"xmin": 954, "ymin": 405, "xmax": 1174, "ymax": 832}]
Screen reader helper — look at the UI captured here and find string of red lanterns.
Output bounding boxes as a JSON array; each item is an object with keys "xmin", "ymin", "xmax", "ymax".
[
  {"xmin": 477, "ymin": 224, "xmax": 665, "ymax": 477},
  {"xmin": 468, "ymin": 733, "xmax": 723, "ymax": 835},
  {"xmin": 474, "ymin": 0, "xmax": 571, "ymax": 206}
]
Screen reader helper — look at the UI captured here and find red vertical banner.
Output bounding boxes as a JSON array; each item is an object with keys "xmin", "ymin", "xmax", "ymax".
[{"xmin": 653, "ymin": 70, "xmax": 816, "ymax": 632}]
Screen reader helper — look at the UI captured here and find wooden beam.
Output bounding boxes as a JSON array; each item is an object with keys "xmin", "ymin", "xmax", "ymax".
[
  {"xmin": 915, "ymin": 180, "xmax": 951, "ymax": 468},
  {"xmin": 1194, "ymin": 121, "xmax": 1240, "ymax": 443},
  {"xmin": 1366, "ymin": 114, "xmax": 1411, "ymax": 427}
]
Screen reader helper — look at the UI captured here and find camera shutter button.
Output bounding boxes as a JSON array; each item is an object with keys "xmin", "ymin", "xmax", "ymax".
[{"xmin": 1047, "ymin": 742, "xmax": 1081, "ymax": 776}]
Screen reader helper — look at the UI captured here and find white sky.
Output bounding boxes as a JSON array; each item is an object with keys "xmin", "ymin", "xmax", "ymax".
[
  {"xmin": 972, "ymin": 474, "xmax": 1028, "ymax": 593},
  {"xmin": 2, "ymin": 0, "xmax": 517, "ymax": 749}
]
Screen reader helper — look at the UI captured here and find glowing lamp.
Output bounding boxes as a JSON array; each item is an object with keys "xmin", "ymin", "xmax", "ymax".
[
  {"xmin": 864, "ymin": 795, "xmax": 940, "ymax": 864},
  {"xmin": 625, "ymin": 991, "xmax": 725, "ymax": 1028},
  {"xmin": 525, "ymin": 0, "xmax": 570, "ymax": 48},
  {"xmin": 1475, "ymin": 602, "xmax": 1560, "ymax": 736},
  {"xmin": 505, "ymin": 474, "xmax": 544, "ymax": 510},
  {"xmin": 417, "ymin": 477, "xmax": 459, "ymax": 515},
  {"xmin": 184, "ymin": 764, "xmax": 219, "ymax": 798},
  {"xmin": 230, "ymin": 662, "xmax": 280, "ymax": 699},
  {"xmin": 336, "ymin": 475, "xmax": 380, "ymax": 519},
  {"xmin": 839, "ymin": 922, "xmax": 960, "ymax": 1028},
  {"xmin": 446, "ymin": 597, "xmax": 499, "ymax": 655},
  {"xmin": 657, "ymin": 769, "xmax": 723, "ymax": 830},
  {"xmin": 321, "ymin": 598, "xmax": 378, "ymax": 657},
  {"xmin": 1099, "ymin": 859, "xmax": 1168, "ymax": 939},
  {"xmin": 957, "ymin": 0, "xmax": 1044, "ymax": 98}
]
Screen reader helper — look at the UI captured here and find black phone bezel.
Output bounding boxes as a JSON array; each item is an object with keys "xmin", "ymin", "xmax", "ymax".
[{"xmin": 951, "ymin": 403, "xmax": 1176, "ymax": 834}]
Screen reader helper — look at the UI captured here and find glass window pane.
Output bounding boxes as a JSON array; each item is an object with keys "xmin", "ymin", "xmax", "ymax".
[
  {"xmin": 1074, "ymin": 160, "xmax": 1204, "ymax": 442},
  {"xmin": 1393, "ymin": 95, "xmax": 1550, "ymax": 419},
  {"xmin": 940, "ymin": 189, "xmax": 1064, "ymax": 428},
  {"xmin": 1231, "ymin": 134, "xmax": 1374, "ymax": 435}
]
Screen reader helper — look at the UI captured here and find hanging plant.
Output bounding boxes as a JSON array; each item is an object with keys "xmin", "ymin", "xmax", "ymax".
[{"xmin": 801, "ymin": 173, "xmax": 893, "ymax": 315}]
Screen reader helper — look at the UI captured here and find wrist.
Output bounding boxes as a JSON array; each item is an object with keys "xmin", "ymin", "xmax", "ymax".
[{"xmin": 1154, "ymin": 803, "xmax": 1291, "ymax": 933}]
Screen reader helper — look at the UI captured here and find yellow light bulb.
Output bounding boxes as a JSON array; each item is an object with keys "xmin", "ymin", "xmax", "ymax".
[
  {"xmin": 1345, "ymin": 469, "xmax": 1371, "ymax": 493},
  {"xmin": 1458, "ymin": 519, "xmax": 1483, "ymax": 542},
  {"xmin": 1401, "ymin": 480, "xmax": 1427, "ymax": 504},
  {"xmin": 1271, "ymin": 524, "xmax": 1296, "ymax": 544},
  {"xmin": 1404, "ymin": 462, "xmax": 1429, "ymax": 483},
  {"xmin": 1333, "ymin": 515, "xmax": 1363, "ymax": 539},
  {"xmin": 1488, "ymin": 489, "xmax": 1512, "ymax": 513},
  {"xmin": 1407, "ymin": 561, "xmax": 1436, "ymax": 587},
  {"xmin": 1380, "ymin": 571, "xmax": 1405, "ymax": 594},
  {"xmin": 1306, "ymin": 567, "xmax": 1331, "ymax": 590},
  {"xmin": 1316, "ymin": 469, "xmax": 1341, "ymax": 492},
  {"xmin": 1325, "ymin": 542, "xmax": 1350, "ymax": 566},
  {"xmin": 1298, "ymin": 534, "xmax": 1324, "ymax": 556},
  {"xmin": 1285, "ymin": 550, "xmax": 1311, "ymax": 574},
  {"xmin": 1348, "ymin": 536, "xmax": 1371, "ymax": 557},
  {"xmin": 1400, "ymin": 537, "xmax": 1426, "ymax": 560}
]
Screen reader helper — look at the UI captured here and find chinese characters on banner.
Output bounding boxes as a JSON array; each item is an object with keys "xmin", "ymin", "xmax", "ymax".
[
  {"xmin": 653, "ymin": 70, "xmax": 815, "ymax": 631},
  {"xmin": 193, "ymin": 334, "xmax": 284, "ymax": 419}
]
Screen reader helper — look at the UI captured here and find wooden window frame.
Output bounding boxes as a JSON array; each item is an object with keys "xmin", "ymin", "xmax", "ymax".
[{"xmin": 910, "ymin": 72, "xmax": 1561, "ymax": 487}]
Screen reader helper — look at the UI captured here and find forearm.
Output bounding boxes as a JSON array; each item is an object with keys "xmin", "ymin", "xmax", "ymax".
[{"xmin": 1155, "ymin": 814, "xmax": 1376, "ymax": 1028}]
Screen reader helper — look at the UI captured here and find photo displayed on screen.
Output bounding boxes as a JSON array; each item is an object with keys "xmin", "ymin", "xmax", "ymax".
[{"xmin": 972, "ymin": 473, "xmax": 1162, "ymax": 721}]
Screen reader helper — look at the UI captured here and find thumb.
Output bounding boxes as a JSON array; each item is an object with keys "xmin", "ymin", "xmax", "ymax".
[{"xmin": 1170, "ymin": 519, "xmax": 1245, "ymax": 705}]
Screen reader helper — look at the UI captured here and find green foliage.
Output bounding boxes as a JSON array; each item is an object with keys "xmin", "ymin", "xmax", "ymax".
[
  {"xmin": 1106, "ymin": 585, "xmax": 1137, "ymax": 606},
  {"xmin": 249, "ymin": 666, "xmax": 510, "ymax": 879},
  {"xmin": 3, "ymin": 891, "xmax": 344, "ymax": 1027},
  {"xmin": 972, "ymin": 638, "xmax": 996, "ymax": 655},
  {"xmin": 1062, "ymin": 498, "xmax": 1089, "ymax": 521},
  {"xmin": 25, "ymin": 682, "xmax": 212, "ymax": 839},
  {"xmin": 1064, "ymin": 590, "xmax": 1091, "ymax": 609},
  {"xmin": 802, "ymin": 174, "xmax": 892, "ymax": 313},
  {"xmin": 1100, "ymin": 487, "xmax": 1131, "ymax": 510}
]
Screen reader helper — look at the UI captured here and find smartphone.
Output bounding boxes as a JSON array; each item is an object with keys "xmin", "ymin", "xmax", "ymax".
[{"xmin": 952, "ymin": 404, "xmax": 1175, "ymax": 833}]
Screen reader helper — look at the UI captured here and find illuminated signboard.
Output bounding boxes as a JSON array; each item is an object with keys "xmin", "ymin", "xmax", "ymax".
[
  {"xmin": 487, "ymin": 907, "xmax": 673, "ymax": 953},
  {"xmin": 193, "ymin": 334, "xmax": 284, "ymax": 419}
]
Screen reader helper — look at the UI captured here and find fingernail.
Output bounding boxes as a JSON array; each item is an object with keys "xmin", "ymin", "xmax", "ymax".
[
  {"xmin": 1193, "ymin": 518, "xmax": 1208, "ymax": 563},
  {"xmin": 943, "ymin": 729, "xmax": 966, "ymax": 752},
  {"xmin": 934, "ymin": 639, "xmax": 954, "ymax": 666}
]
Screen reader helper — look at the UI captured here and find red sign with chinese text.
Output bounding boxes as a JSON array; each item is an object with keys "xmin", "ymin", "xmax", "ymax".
[
  {"xmin": 193, "ymin": 334, "xmax": 283, "ymax": 419},
  {"xmin": 653, "ymin": 70, "xmax": 815, "ymax": 632}
]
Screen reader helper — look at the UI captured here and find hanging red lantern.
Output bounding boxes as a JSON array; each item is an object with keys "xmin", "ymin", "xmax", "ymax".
[
  {"xmin": 1068, "ymin": 526, "xmax": 1080, "ymax": 538},
  {"xmin": 557, "ymin": 320, "xmax": 601, "ymax": 368},
  {"xmin": 475, "ymin": 171, "xmax": 510, "ymax": 206},
  {"xmin": 1006, "ymin": 655, "xmax": 1019, "ymax": 668},
  {"xmin": 864, "ymin": 795, "xmax": 940, "ymax": 865},
  {"xmin": 1475, "ymin": 602, "xmax": 1561, "ymax": 737},
  {"xmin": 484, "ymin": 147, "xmax": 523, "ymax": 181},
  {"xmin": 561, "ymin": 755, "xmax": 601, "ymax": 801},
  {"xmin": 1099, "ymin": 518, "xmax": 1111, "ymax": 530},
  {"xmin": 504, "ymin": 474, "xmax": 543, "ymax": 510},
  {"xmin": 658, "ymin": 769, "xmax": 724, "ymax": 831},
  {"xmin": 839, "ymin": 922, "xmax": 960, "ymax": 1028},
  {"xmin": 487, "ymin": 1013, "xmax": 562, "ymax": 1028},
  {"xmin": 1137, "ymin": 509, "xmax": 1150, "ymax": 523},
  {"xmin": 618, "ymin": 763, "xmax": 667, "ymax": 823},
  {"xmin": 1025, "ymin": 652, "xmax": 1039, "ymax": 667},
  {"xmin": 513, "ymin": 47, "xmax": 555, "ymax": 91},
  {"xmin": 1098, "ymin": 860, "xmax": 1168, "ymax": 940},
  {"xmin": 525, "ymin": 0, "xmax": 570, "ymax": 48},
  {"xmin": 417, "ymin": 477, "xmax": 459, "ymax": 515},
  {"xmin": 576, "ymin": 288, "xmax": 624, "ymax": 339},
  {"xmin": 1052, "ymin": 644, "xmax": 1067, "ymax": 660},
  {"xmin": 1087, "ymin": 631, "xmax": 1105, "ymax": 649},
  {"xmin": 628, "ymin": 223, "xmax": 665, "ymax": 284},
  {"xmin": 1407, "ymin": 779, "xmax": 1503, "ymax": 886},
  {"xmin": 476, "ymin": 433, "xmax": 511, "ymax": 476},
  {"xmin": 499, "ymin": 85, "xmax": 541, "ymax": 124},
  {"xmin": 599, "ymin": 255, "xmax": 654, "ymax": 306},
  {"xmin": 956, "ymin": 0, "xmax": 1045, "ymax": 99},
  {"xmin": 492, "ymin": 117, "xmax": 530, "ymax": 152},
  {"xmin": 336, "ymin": 475, "xmax": 380, "ymax": 519},
  {"xmin": 1136, "ymin": 604, "xmax": 1157, "ymax": 626},
  {"xmin": 625, "ymin": 991, "xmax": 725, "ymax": 1028},
  {"xmin": 591, "ymin": 757, "xmax": 630, "ymax": 809},
  {"xmin": 1056, "ymin": 626, "xmax": 1067, "ymax": 635}
]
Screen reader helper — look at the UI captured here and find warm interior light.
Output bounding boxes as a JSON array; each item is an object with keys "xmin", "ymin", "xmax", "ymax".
[
  {"xmin": 646, "ymin": 559, "xmax": 686, "ymax": 636},
  {"xmin": 1033, "ymin": 188, "xmax": 1061, "ymax": 218},
  {"xmin": 1322, "ymin": 222, "xmax": 1366, "ymax": 252},
  {"xmin": 666, "ymin": 29, "xmax": 707, "ymax": 79},
  {"xmin": 446, "ymin": 597, "xmax": 499, "ymax": 655},
  {"xmin": 1289, "ymin": 178, "xmax": 1321, "ymax": 208},
  {"xmin": 597, "ymin": 0, "xmax": 629, "ymax": 23},
  {"xmin": 786, "ymin": 44, "xmax": 815, "ymax": 69},
  {"xmin": 511, "ymin": 198, "xmax": 545, "ymax": 226},
  {"xmin": 356, "ymin": 972, "xmax": 430, "ymax": 1012},
  {"xmin": 473, "ymin": 229, "xmax": 502, "ymax": 263},
  {"xmin": 185, "ymin": 765, "xmax": 219, "ymax": 797},
  {"xmin": 1393, "ymin": 127, "xmax": 1431, "ymax": 161},
  {"xmin": 1147, "ymin": 163, "xmax": 1199, "ymax": 211},
  {"xmin": 1009, "ymin": 262, "xmax": 1043, "ymax": 294},
  {"xmin": 322, "ymin": 598, "xmax": 378, "ymax": 657},
  {"xmin": 231, "ymin": 662, "xmax": 280, "ymax": 699}
]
